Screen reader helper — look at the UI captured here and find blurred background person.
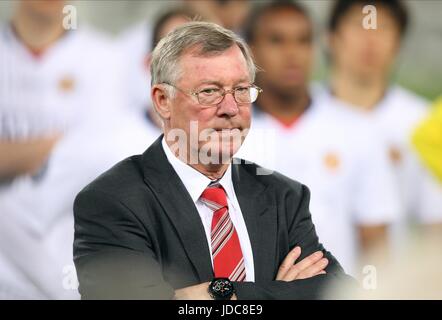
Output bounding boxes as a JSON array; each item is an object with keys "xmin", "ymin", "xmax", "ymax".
[
  {"xmin": 0, "ymin": 0, "xmax": 154, "ymax": 299},
  {"xmin": 0, "ymin": 0, "xmax": 67, "ymax": 181},
  {"xmin": 0, "ymin": 0, "xmax": 125, "ymax": 181},
  {"xmin": 117, "ymin": 7, "xmax": 193, "ymax": 117},
  {"xmin": 323, "ymin": 0, "xmax": 442, "ymax": 248},
  {"xmin": 137, "ymin": 8, "xmax": 194, "ymax": 135},
  {"xmin": 115, "ymin": 8, "xmax": 197, "ymax": 150},
  {"xmin": 184, "ymin": 0, "xmax": 251, "ymax": 34},
  {"xmin": 237, "ymin": 0, "xmax": 401, "ymax": 276}
]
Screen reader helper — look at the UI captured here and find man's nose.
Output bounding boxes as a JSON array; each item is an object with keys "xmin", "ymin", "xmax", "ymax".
[{"xmin": 217, "ymin": 92, "xmax": 239, "ymax": 117}]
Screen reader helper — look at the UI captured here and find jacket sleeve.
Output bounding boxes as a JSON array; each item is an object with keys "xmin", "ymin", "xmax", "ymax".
[
  {"xmin": 73, "ymin": 187, "xmax": 175, "ymax": 300},
  {"xmin": 232, "ymin": 184, "xmax": 356, "ymax": 300}
]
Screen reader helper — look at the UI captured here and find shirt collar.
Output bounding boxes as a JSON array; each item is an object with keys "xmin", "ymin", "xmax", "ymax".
[{"xmin": 161, "ymin": 137, "xmax": 235, "ymax": 204}]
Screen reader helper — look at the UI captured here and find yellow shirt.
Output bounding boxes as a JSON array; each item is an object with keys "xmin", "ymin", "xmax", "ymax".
[{"xmin": 412, "ymin": 96, "xmax": 442, "ymax": 182}]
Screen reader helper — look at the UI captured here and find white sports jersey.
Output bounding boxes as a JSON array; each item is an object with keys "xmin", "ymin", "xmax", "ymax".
[
  {"xmin": 0, "ymin": 23, "xmax": 125, "ymax": 140},
  {"xmin": 237, "ymin": 95, "xmax": 401, "ymax": 275},
  {"xmin": 0, "ymin": 110, "xmax": 161, "ymax": 299},
  {"xmin": 321, "ymin": 86, "xmax": 442, "ymax": 226},
  {"xmin": 0, "ymin": 22, "xmax": 161, "ymax": 299}
]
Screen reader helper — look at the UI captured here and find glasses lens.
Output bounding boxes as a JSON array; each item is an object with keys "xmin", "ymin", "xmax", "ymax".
[
  {"xmin": 197, "ymin": 86, "xmax": 261, "ymax": 106},
  {"xmin": 233, "ymin": 87, "xmax": 250, "ymax": 104},
  {"xmin": 248, "ymin": 87, "xmax": 259, "ymax": 103},
  {"xmin": 198, "ymin": 89, "xmax": 223, "ymax": 105}
]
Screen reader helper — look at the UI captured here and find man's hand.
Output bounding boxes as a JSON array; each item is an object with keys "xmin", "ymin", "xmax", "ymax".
[
  {"xmin": 174, "ymin": 282, "xmax": 238, "ymax": 300},
  {"xmin": 174, "ymin": 247, "xmax": 328, "ymax": 299},
  {"xmin": 276, "ymin": 246, "xmax": 328, "ymax": 281},
  {"xmin": 174, "ymin": 282, "xmax": 212, "ymax": 300}
]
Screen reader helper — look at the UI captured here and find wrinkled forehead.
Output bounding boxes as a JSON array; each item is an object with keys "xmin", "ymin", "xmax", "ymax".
[{"xmin": 177, "ymin": 45, "xmax": 251, "ymax": 86}]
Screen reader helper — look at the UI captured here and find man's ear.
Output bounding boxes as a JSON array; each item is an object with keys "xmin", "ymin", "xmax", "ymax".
[{"xmin": 151, "ymin": 85, "xmax": 172, "ymax": 120}]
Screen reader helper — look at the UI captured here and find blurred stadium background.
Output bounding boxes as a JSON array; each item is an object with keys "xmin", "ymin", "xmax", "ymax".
[
  {"xmin": 1, "ymin": 0, "xmax": 441, "ymax": 99},
  {"xmin": 1, "ymin": 0, "xmax": 441, "ymax": 300}
]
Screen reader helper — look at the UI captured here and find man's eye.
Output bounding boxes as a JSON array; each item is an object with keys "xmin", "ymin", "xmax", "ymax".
[
  {"xmin": 200, "ymin": 88, "xmax": 219, "ymax": 95},
  {"xmin": 236, "ymin": 87, "xmax": 249, "ymax": 93}
]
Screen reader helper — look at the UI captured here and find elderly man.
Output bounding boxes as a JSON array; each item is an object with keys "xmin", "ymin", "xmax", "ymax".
[{"xmin": 73, "ymin": 22, "xmax": 351, "ymax": 300}]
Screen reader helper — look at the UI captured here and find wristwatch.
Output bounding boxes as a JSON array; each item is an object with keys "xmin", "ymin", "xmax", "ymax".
[{"xmin": 208, "ymin": 278, "xmax": 235, "ymax": 300}]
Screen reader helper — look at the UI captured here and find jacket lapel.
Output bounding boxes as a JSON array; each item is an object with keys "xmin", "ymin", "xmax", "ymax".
[
  {"xmin": 140, "ymin": 137, "xmax": 278, "ymax": 284},
  {"xmin": 140, "ymin": 136, "xmax": 214, "ymax": 283},
  {"xmin": 232, "ymin": 161, "xmax": 278, "ymax": 283}
]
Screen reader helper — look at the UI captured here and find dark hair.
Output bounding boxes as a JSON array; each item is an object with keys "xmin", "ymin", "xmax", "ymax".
[
  {"xmin": 151, "ymin": 8, "xmax": 194, "ymax": 49},
  {"xmin": 328, "ymin": 0, "xmax": 409, "ymax": 37},
  {"xmin": 244, "ymin": 0, "xmax": 311, "ymax": 44}
]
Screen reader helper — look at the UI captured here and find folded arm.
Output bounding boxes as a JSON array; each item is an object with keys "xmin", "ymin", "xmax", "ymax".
[
  {"xmin": 177, "ymin": 184, "xmax": 356, "ymax": 300},
  {"xmin": 232, "ymin": 184, "xmax": 355, "ymax": 300}
]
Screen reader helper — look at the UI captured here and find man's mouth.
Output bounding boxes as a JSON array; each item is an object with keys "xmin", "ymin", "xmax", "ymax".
[
  {"xmin": 212, "ymin": 127, "xmax": 241, "ymax": 132},
  {"xmin": 206, "ymin": 128, "xmax": 244, "ymax": 142}
]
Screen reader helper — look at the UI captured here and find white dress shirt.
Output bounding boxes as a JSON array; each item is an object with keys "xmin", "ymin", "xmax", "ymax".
[{"xmin": 161, "ymin": 138, "xmax": 255, "ymax": 282}]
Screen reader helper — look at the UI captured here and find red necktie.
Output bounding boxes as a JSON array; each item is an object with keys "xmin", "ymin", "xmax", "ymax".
[{"xmin": 200, "ymin": 184, "xmax": 246, "ymax": 281}]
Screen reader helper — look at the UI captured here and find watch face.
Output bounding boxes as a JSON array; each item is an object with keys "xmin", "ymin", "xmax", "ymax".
[{"xmin": 211, "ymin": 278, "xmax": 234, "ymax": 299}]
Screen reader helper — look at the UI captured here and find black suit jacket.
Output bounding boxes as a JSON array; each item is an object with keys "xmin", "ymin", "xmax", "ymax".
[{"xmin": 73, "ymin": 135, "xmax": 353, "ymax": 299}]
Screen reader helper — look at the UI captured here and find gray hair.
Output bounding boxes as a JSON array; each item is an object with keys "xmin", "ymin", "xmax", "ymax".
[{"xmin": 150, "ymin": 21, "xmax": 256, "ymax": 88}]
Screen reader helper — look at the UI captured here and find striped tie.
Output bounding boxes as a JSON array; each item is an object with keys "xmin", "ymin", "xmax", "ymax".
[{"xmin": 200, "ymin": 183, "xmax": 246, "ymax": 282}]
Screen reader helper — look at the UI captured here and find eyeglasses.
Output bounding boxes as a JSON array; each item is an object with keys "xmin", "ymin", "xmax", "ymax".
[{"xmin": 163, "ymin": 82, "xmax": 263, "ymax": 107}]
